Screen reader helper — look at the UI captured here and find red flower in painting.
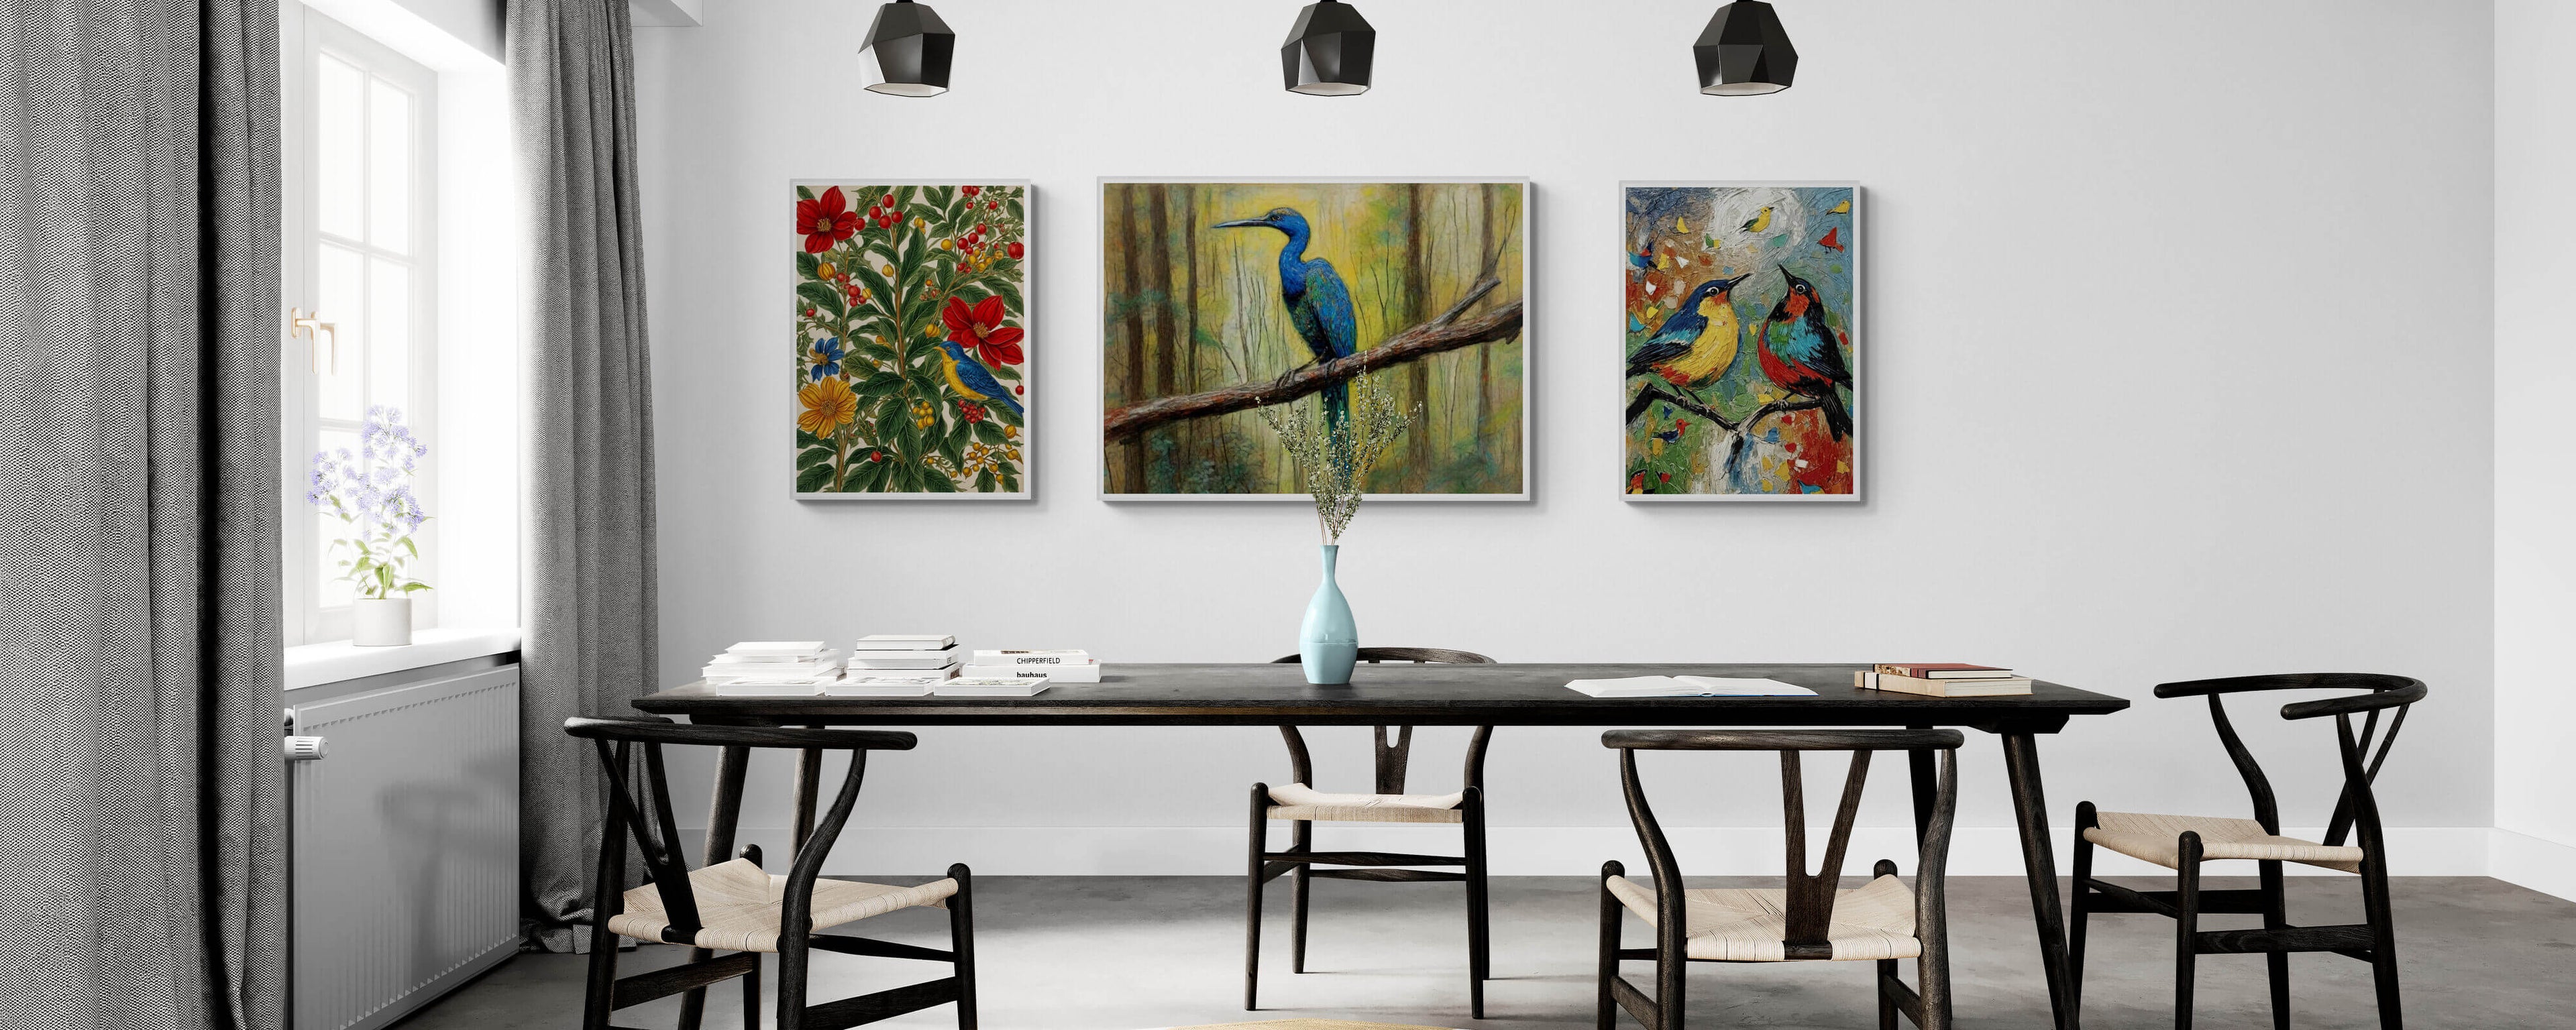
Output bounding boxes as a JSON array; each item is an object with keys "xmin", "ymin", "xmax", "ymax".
[
  {"xmin": 796, "ymin": 186, "xmax": 859, "ymax": 253},
  {"xmin": 941, "ymin": 296, "xmax": 1024, "ymax": 366}
]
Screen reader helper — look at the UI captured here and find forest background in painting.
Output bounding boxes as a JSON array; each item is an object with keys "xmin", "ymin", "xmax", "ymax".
[
  {"xmin": 1101, "ymin": 182, "xmax": 1525, "ymax": 496},
  {"xmin": 1623, "ymin": 184, "xmax": 1857, "ymax": 497},
  {"xmin": 794, "ymin": 182, "xmax": 1028, "ymax": 496}
]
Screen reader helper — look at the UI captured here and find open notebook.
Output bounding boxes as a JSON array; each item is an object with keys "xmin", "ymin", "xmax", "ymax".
[{"xmin": 1565, "ymin": 675, "xmax": 1817, "ymax": 698}]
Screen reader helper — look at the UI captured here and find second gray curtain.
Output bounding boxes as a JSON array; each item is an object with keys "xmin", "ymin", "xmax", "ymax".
[{"xmin": 508, "ymin": 0, "xmax": 663, "ymax": 952}]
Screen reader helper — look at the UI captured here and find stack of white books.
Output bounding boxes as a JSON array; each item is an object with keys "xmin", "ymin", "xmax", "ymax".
[
  {"xmin": 959, "ymin": 648, "xmax": 1101, "ymax": 683},
  {"xmin": 845, "ymin": 635, "xmax": 962, "ymax": 683},
  {"xmin": 825, "ymin": 675, "xmax": 1049, "ymax": 699},
  {"xmin": 704, "ymin": 642, "xmax": 843, "ymax": 696}
]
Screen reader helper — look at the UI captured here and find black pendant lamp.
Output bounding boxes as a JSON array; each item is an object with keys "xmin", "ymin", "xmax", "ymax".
[
  {"xmin": 1695, "ymin": 1, "xmax": 1797, "ymax": 96},
  {"xmin": 1281, "ymin": 0, "xmax": 1375, "ymax": 97},
  {"xmin": 859, "ymin": 0, "xmax": 955, "ymax": 97}
]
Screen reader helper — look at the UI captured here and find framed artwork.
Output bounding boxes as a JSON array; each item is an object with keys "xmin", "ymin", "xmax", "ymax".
[
  {"xmin": 1097, "ymin": 178, "xmax": 1529, "ymax": 500},
  {"xmin": 792, "ymin": 180, "xmax": 1032, "ymax": 499},
  {"xmin": 1621, "ymin": 182, "xmax": 1860, "ymax": 501}
]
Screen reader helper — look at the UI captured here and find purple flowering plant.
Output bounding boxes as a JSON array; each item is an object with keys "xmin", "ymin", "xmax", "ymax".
[{"xmin": 308, "ymin": 406, "xmax": 431, "ymax": 600}]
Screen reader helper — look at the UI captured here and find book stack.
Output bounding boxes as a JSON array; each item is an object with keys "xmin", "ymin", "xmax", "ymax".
[
  {"xmin": 959, "ymin": 648, "xmax": 1101, "ymax": 684},
  {"xmin": 826, "ymin": 675, "xmax": 1051, "ymax": 699},
  {"xmin": 831, "ymin": 635, "xmax": 960, "ymax": 695},
  {"xmin": 1857, "ymin": 663, "xmax": 2033, "ymax": 697},
  {"xmin": 704, "ymin": 642, "xmax": 843, "ymax": 695}
]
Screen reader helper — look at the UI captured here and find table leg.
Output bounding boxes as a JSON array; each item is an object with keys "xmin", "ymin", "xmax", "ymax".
[
  {"xmin": 790, "ymin": 725, "xmax": 823, "ymax": 858},
  {"xmin": 675, "ymin": 744, "xmax": 750, "ymax": 1030},
  {"xmin": 2001, "ymin": 731, "xmax": 2079, "ymax": 1030},
  {"xmin": 1907, "ymin": 724, "xmax": 1938, "ymax": 846}
]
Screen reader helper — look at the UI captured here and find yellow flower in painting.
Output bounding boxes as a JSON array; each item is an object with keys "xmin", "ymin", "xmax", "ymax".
[
  {"xmin": 797, "ymin": 378, "xmax": 858, "ymax": 436},
  {"xmin": 1002, "ymin": 424, "xmax": 1018, "ymax": 441},
  {"xmin": 910, "ymin": 398, "xmax": 936, "ymax": 429},
  {"xmin": 939, "ymin": 238, "xmax": 955, "ymax": 250},
  {"xmin": 879, "ymin": 264, "xmax": 895, "ymax": 277},
  {"xmin": 817, "ymin": 261, "xmax": 837, "ymax": 280}
]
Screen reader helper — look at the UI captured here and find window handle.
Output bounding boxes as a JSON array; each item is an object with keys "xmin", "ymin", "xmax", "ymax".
[{"xmin": 288, "ymin": 306, "xmax": 338, "ymax": 374}]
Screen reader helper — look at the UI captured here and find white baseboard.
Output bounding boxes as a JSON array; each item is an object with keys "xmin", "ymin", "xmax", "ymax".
[
  {"xmin": 691, "ymin": 824, "xmax": 2496, "ymax": 878},
  {"xmin": 2488, "ymin": 827, "xmax": 2576, "ymax": 901}
]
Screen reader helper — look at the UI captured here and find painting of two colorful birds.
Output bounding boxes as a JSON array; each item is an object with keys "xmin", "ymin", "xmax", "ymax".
[
  {"xmin": 1625, "ymin": 183, "xmax": 1859, "ymax": 499},
  {"xmin": 1100, "ymin": 180, "xmax": 1529, "ymax": 498},
  {"xmin": 791, "ymin": 182, "xmax": 1031, "ymax": 498}
]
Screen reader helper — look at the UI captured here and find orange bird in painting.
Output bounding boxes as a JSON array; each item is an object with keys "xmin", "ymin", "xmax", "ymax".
[{"xmin": 1818, "ymin": 227, "xmax": 1845, "ymax": 252}]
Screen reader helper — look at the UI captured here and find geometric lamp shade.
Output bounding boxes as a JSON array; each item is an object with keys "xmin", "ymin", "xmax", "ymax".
[
  {"xmin": 1695, "ymin": 0, "xmax": 1797, "ymax": 96},
  {"xmin": 859, "ymin": 0, "xmax": 957, "ymax": 97},
  {"xmin": 1281, "ymin": 0, "xmax": 1375, "ymax": 96}
]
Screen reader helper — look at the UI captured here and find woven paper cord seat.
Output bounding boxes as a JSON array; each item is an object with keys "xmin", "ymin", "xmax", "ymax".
[
  {"xmin": 2083, "ymin": 811, "xmax": 2364, "ymax": 873},
  {"xmin": 606, "ymin": 858, "xmax": 959, "ymax": 952},
  {"xmin": 1266, "ymin": 781, "xmax": 1465, "ymax": 823},
  {"xmin": 1604, "ymin": 873, "xmax": 1921, "ymax": 962}
]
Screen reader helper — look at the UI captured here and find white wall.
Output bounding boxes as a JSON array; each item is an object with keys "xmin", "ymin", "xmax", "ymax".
[
  {"xmin": 2492, "ymin": 0, "xmax": 2576, "ymax": 899},
  {"xmin": 629, "ymin": 0, "xmax": 2497, "ymax": 875}
]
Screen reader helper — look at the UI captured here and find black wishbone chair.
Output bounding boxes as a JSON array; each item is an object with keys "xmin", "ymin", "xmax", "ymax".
[
  {"xmin": 564, "ymin": 717, "xmax": 977, "ymax": 1030},
  {"xmin": 1598, "ymin": 729, "xmax": 1964, "ymax": 1030},
  {"xmin": 1248, "ymin": 647, "xmax": 1498, "ymax": 1017},
  {"xmin": 2072, "ymin": 674, "xmax": 2425, "ymax": 1029}
]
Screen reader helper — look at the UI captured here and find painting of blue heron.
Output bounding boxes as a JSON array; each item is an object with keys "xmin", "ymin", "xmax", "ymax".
[
  {"xmin": 1623, "ymin": 182, "xmax": 1860, "ymax": 501},
  {"xmin": 1099, "ymin": 180, "xmax": 1528, "ymax": 499}
]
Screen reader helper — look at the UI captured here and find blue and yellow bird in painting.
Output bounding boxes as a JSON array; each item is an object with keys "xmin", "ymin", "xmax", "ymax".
[
  {"xmin": 935, "ymin": 340, "xmax": 1024, "ymax": 419},
  {"xmin": 1216, "ymin": 207, "xmax": 1356, "ymax": 431},
  {"xmin": 1625, "ymin": 274, "xmax": 1752, "ymax": 401},
  {"xmin": 1758, "ymin": 266, "xmax": 1854, "ymax": 441}
]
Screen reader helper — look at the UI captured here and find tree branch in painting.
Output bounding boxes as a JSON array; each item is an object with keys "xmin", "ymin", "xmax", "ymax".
[
  {"xmin": 1103, "ymin": 277, "xmax": 1521, "ymax": 445},
  {"xmin": 1624, "ymin": 380, "xmax": 1823, "ymax": 470}
]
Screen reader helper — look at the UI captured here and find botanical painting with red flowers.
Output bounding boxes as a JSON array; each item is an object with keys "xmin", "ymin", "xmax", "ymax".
[{"xmin": 793, "ymin": 182, "xmax": 1030, "ymax": 497}]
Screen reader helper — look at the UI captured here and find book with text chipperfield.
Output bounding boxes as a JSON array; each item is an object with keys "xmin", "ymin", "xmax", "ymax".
[
  {"xmin": 971, "ymin": 649, "xmax": 1091, "ymax": 665},
  {"xmin": 1874, "ymin": 663, "xmax": 2019, "ymax": 679}
]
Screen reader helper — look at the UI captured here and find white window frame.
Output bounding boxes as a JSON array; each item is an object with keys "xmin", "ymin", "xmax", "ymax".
[{"xmin": 281, "ymin": 1, "xmax": 441, "ymax": 646}]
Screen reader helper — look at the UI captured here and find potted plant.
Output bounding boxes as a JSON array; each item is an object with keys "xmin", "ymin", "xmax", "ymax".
[
  {"xmin": 308, "ymin": 407, "xmax": 431, "ymax": 646},
  {"xmin": 1255, "ymin": 375, "xmax": 1417, "ymax": 685}
]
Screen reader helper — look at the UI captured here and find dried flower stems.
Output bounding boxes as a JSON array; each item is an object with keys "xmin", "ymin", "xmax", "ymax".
[{"xmin": 1254, "ymin": 374, "xmax": 1420, "ymax": 545}]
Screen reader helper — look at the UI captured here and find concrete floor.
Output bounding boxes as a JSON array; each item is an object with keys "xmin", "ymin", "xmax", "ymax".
[{"xmin": 404, "ymin": 876, "xmax": 2576, "ymax": 1029}]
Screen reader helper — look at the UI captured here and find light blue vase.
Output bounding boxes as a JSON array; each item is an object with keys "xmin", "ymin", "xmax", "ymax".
[{"xmin": 1299, "ymin": 544, "xmax": 1358, "ymax": 685}]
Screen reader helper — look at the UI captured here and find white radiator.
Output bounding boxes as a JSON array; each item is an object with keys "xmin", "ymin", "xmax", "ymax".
[{"xmin": 290, "ymin": 665, "xmax": 520, "ymax": 1030}]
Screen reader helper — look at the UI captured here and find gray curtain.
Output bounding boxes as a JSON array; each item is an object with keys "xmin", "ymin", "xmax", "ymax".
[
  {"xmin": 508, "ymin": 0, "xmax": 662, "ymax": 952},
  {"xmin": 0, "ymin": 0, "xmax": 286, "ymax": 1025}
]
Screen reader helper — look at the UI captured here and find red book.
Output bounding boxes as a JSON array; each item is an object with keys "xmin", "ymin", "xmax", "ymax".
[{"xmin": 1874, "ymin": 663, "xmax": 2019, "ymax": 680}]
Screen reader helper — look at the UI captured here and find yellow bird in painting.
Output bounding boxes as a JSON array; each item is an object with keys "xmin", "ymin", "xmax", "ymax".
[
  {"xmin": 1829, "ymin": 198, "xmax": 1851, "ymax": 215},
  {"xmin": 1625, "ymin": 274, "xmax": 1753, "ymax": 400},
  {"xmin": 1740, "ymin": 206, "xmax": 1774, "ymax": 233},
  {"xmin": 1677, "ymin": 216, "xmax": 1689, "ymax": 233}
]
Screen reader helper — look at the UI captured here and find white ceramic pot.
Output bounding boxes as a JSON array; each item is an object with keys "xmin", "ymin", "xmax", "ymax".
[{"xmin": 353, "ymin": 597, "xmax": 413, "ymax": 646}]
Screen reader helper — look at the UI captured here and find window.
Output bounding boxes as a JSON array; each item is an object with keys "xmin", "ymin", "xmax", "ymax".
[{"xmin": 282, "ymin": 4, "xmax": 439, "ymax": 645}]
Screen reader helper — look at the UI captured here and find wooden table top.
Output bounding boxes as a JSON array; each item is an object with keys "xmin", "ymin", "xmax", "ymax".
[{"xmin": 635, "ymin": 663, "xmax": 2129, "ymax": 734}]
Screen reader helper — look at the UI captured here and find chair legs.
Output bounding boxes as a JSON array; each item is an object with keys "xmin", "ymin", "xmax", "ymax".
[
  {"xmin": 1244, "ymin": 782, "xmax": 1488, "ymax": 1017},
  {"xmin": 1596, "ymin": 861, "xmax": 1623, "ymax": 1030},
  {"xmin": 2360, "ymin": 854, "xmax": 2404, "ymax": 1030},
  {"xmin": 2174, "ymin": 832, "xmax": 2203, "ymax": 1030},
  {"xmin": 2070, "ymin": 802, "xmax": 2096, "ymax": 1012},
  {"xmin": 1464, "ymin": 788, "xmax": 1491, "ymax": 1020},
  {"xmin": 949, "ymin": 863, "xmax": 979, "ymax": 1029},
  {"xmin": 2259, "ymin": 859, "xmax": 2290, "ymax": 1030},
  {"xmin": 1291, "ymin": 819, "xmax": 1312, "ymax": 974},
  {"xmin": 1244, "ymin": 783, "xmax": 1269, "ymax": 1011}
]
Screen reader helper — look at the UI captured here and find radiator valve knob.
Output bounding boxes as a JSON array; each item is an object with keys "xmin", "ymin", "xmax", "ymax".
[{"xmin": 284, "ymin": 736, "xmax": 329, "ymax": 762}]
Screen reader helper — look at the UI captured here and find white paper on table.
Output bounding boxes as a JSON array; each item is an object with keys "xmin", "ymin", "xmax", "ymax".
[{"xmin": 1564, "ymin": 675, "xmax": 1817, "ymax": 698}]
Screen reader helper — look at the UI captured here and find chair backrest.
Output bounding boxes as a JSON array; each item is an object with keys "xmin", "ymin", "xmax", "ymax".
[
  {"xmin": 1603, "ymin": 728, "xmax": 1964, "ymax": 958},
  {"xmin": 1269, "ymin": 648, "xmax": 1497, "ymax": 792},
  {"xmin": 563, "ymin": 716, "xmax": 918, "ymax": 946},
  {"xmin": 2152, "ymin": 673, "xmax": 2426, "ymax": 852}
]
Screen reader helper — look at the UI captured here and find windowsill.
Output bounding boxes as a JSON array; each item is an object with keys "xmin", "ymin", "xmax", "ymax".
[{"xmin": 285, "ymin": 626, "xmax": 521, "ymax": 690}]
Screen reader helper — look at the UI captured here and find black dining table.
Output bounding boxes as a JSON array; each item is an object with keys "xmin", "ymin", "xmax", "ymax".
[{"xmin": 637, "ymin": 661, "xmax": 2130, "ymax": 1030}]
